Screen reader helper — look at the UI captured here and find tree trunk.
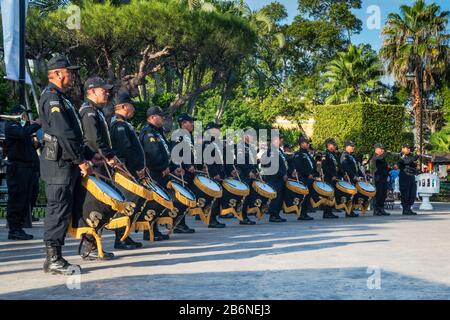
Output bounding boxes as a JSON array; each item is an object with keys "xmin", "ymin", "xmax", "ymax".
[{"xmin": 413, "ymin": 77, "xmax": 423, "ymax": 155}]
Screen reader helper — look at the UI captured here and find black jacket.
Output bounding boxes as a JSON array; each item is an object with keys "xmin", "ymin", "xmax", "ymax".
[
  {"xmin": 39, "ymin": 83, "xmax": 90, "ymax": 164},
  {"xmin": 235, "ymin": 142, "xmax": 258, "ymax": 179},
  {"xmin": 79, "ymin": 101, "xmax": 115, "ymax": 159},
  {"xmin": 5, "ymin": 121, "xmax": 40, "ymax": 164},
  {"xmin": 321, "ymin": 150, "xmax": 342, "ymax": 183},
  {"xmin": 340, "ymin": 151, "xmax": 363, "ymax": 182},
  {"xmin": 398, "ymin": 154, "xmax": 419, "ymax": 176},
  {"xmin": 202, "ymin": 138, "xmax": 231, "ymax": 179},
  {"xmin": 170, "ymin": 130, "xmax": 199, "ymax": 171},
  {"xmin": 371, "ymin": 153, "xmax": 390, "ymax": 179},
  {"xmin": 110, "ymin": 113, "xmax": 145, "ymax": 175},
  {"xmin": 293, "ymin": 148, "xmax": 319, "ymax": 179},
  {"xmin": 260, "ymin": 144, "xmax": 288, "ymax": 180},
  {"xmin": 140, "ymin": 123, "xmax": 171, "ymax": 173}
]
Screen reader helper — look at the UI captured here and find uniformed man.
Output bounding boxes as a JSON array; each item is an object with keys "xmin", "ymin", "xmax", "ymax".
[
  {"xmin": 235, "ymin": 131, "xmax": 258, "ymax": 225},
  {"xmin": 340, "ymin": 140, "xmax": 363, "ymax": 217},
  {"xmin": 321, "ymin": 138, "xmax": 341, "ymax": 219},
  {"xmin": 39, "ymin": 55, "xmax": 93, "ymax": 275},
  {"xmin": 291, "ymin": 136, "xmax": 316, "ymax": 221},
  {"xmin": 5, "ymin": 105, "xmax": 41, "ymax": 240},
  {"xmin": 371, "ymin": 143, "xmax": 391, "ymax": 216},
  {"xmin": 140, "ymin": 106, "xmax": 183, "ymax": 240},
  {"xmin": 260, "ymin": 134, "xmax": 288, "ymax": 223},
  {"xmin": 170, "ymin": 113, "xmax": 197, "ymax": 233},
  {"xmin": 398, "ymin": 143, "xmax": 419, "ymax": 215}
]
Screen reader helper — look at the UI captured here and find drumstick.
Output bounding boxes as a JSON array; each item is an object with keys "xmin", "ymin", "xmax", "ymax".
[
  {"xmin": 169, "ymin": 173, "xmax": 185, "ymax": 184},
  {"xmin": 179, "ymin": 165, "xmax": 185, "ymax": 187},
  {"xmin": 233, "ymin": 164, "xmax": 241, "ymax": 182}
]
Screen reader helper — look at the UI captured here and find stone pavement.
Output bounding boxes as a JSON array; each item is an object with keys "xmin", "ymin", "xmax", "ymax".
[{"xmin": 1, "ymin": 203, "xmax": 450, "ymax": 300}]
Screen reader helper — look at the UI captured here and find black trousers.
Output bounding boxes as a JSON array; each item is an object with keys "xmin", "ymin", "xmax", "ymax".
[
  {"xmin": 399, "ymin": 172, "xmax": 417, "ymax": 210},
  {"xmin": 300, "ymin": 177, "xmax": 314, "ymax": 216},
  {"xmin": 41, "ymin": 159, "xmax": 80, "ymax": 247},
  {"xmin": 374, "ymin": 177, "xmax": 388, "ymax": 210},
  {"xmin": 6, "ymin": 163, "xmax": 34, "ymax": 231},
  {"xmin": 265, "ymin": 177, "xmax": 285, "ymax": 217}
]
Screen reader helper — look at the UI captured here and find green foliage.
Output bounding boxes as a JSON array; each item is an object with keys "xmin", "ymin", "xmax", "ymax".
[
  {"xmin": 312, "ymin": 103, "xmax": 410, "ymax": 155},
  {"xmin": 0, "ymin": 69, "xmax": 16, "ymax": 114},
  {"xmin": 429, "ymin": 85, "xmax": 450, "ymax": 152}
]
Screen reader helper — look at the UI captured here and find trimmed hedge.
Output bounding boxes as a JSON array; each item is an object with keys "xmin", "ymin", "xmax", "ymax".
[{"xmin": 312, "ymin": 103, "xmax": 413, "ymax": 155}]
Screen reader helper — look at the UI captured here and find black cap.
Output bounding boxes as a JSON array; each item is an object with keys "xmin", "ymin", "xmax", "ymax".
[
  {"xmin": 84, "ymin": 76, "xmax": 113, "ymax": 91},
  {"xmin": 47, "ymin": 55, "xmax": 80, "ymax": 71},
  {"xmin": 298, "ymin": 136, "xmax": 310, "ymax": 144},
  {"xmin": 205, "ymin": 122, "xmax": 222, "ymax": 130},
  {"xmin": 325, "ymin": 138, "xmax": 337, "ymax": 147},
  {"xmin": 177, "ymin": 113, "xmax": 196, "ymax": 124},
  {"xmin": 402, "ymin": 143, "xmax": 414, "ymax": 149},
  {"xmin": 10, "ymin": 105, "xmax": 26, "ymax": 115},
  {"xmin": 146, "ymin": 106, "xmax": 168, "ymax": 118},
  {"xmin": 373, "ymin": 143, "xmax": 385, "ymax": 149},
  {"xmin": 114, "ymin": 91, "xmax": 133, "ymax": 106},
  {"xmin": 344, "ymin": 140, "xmax": 355, "ymax": 147}
]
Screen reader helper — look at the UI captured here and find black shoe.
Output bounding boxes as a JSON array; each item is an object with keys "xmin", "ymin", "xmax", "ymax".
[
  {"xmin": 373, "ymin": 209, "xmax": 384, "ymax": 216},
  {"xmin": 208, "ymin": 217, "xmax": 226, "ymax": 228},
  {"xmin": 43, "ymin": 245, "xmax": 80, "ymax": 275},
  {"xmin": 381, "ymin": 209, "xmax": 391, "ymax": 216},
  {"xmin": 124, "ymin": 236, "xmax": 143, "ymax": 248},
  {"xmin": 240, "ymin": 217, "xmax": 256, "ymax": 225},
  {"xmin": 269, "ymin": 215, "xmax": 286, "ymax": 223},
  {"xmin": 174, "ymin": 224, "xmax": 196, "ymax": 233},
  {"xmin": 8, "ymin": 229, "xmax": 33, "ymax": 240},
  {"xmin": 114, "ymin": 240, "xmax": 138, "ymax": 250},
  {"xmin": 80, "ymin": 236, "xmax": 115, "ymax": 260},
  {"xmin": 323, "ymin": 212, "xmax": 339, "ymax": 219},
  {"xmin": 82, "ymin": 249, "xmax": 115, "ymax": 261},
  {"xmin": 346, "ymin": 212, "xmax": 359, "ymax": 218},
  {"xmin": 298, "ymin": 214, "xmax": 314, "ymax": 221},
  {"xmin": 402, "ymin": 209, "xmax": 412, "ymax": 215},
  {"xmin": 220, "ymin": 213, "xmax": 234, "ymax": 219},
  {"xmin": 408, "ymin": 210, "xmax": 418, "ymax": 215}
]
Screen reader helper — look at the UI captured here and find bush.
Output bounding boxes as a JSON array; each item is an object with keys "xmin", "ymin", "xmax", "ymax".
[{"xmin": 312, "ymin": 103, "xmax": 411, "ymax": 155}]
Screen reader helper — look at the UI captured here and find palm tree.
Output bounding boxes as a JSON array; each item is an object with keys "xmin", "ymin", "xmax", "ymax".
[
  {"xmin": 324, "ymin": 44, "xmax": 383, "ymax": 104},
  {"xmin": 380, "ymin": 0, "xmax": 449, "ymax": 151}
]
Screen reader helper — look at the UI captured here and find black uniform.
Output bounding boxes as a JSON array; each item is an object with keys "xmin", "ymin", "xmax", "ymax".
[
  {"xmin": 293, "ymin": 148, "xmax": 319, "ymax": 216},
  {"xmin": 110, "ymin": 114, "xmax": 145, "ymax": 176},
  {"xmin": 371, "ymin": 153, "xmax": 390, "ymax": 213},
  {"xmin": 235, "ymin": 141, "xmax": 258, "ymax": 221},
  {"xmin": 170, "ymin": 130, "xmax": 198, "ymax": 184},
  {"xmin": 5, "ymin": 120, "xmax": 41, "ymax": 233},
  {"xmin": 321, "ymin": 150, "xmax": 342, "ymax": 216},
  {"xmin": 398, "ymin": 154, "xmax": 418, "ymax": 213},
  {"xmin": 340, "ymin": 151, "xmax": 363, "ymax": 183},
  {"xmin": 261, "ymin": 144, "xmax": 288, "ymax": 219},
  {"xmin": 39, "ymin": 83, "xmax": 93, "ymax": 247}
]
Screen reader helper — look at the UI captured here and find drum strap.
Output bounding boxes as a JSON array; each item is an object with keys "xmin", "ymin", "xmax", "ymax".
[{"xmin": 62, "ymin": 96, "xmax": 84, "ymax": 136}]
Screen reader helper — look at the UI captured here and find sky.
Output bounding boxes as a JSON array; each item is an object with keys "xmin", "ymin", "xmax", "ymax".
[{"xmin": 246, "ymin": 0, "xmax": 450, "ymax": 52}]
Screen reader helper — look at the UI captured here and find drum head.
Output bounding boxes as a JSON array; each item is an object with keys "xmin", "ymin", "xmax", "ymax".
[
  {"xmin": 315, "ymin": 181, "xmax": 334, "ymax": 193},
  {"xmin": 287, "ymin": 180, "xmax": 308, "ymax": 191},
  {"xmin": 337, "ymin": 180, "xmax": 357, "ymax": 191},
  {"xmin": 90, "ymin": 176, "xmax": 124, "ymax": 201},
  {"xmin": 197, "ymin": 175, "xmax": 222, "ymax": 192},
  {"xmin": 171, "ymin": 181, "xmax": 196, "ymax": 201},
  {"xmin": 358, "ymin": 182, "xmax": 375, "ymax": 192},
  {"xmin": 255, "ymin": 181, "xmax": 276, "ymax": 194},
  {"xmin": 224, "ymin": 179, "xmax": 249, "ymax": 191},
  {"xmin": 148, "ymin": 182, "xmax": 171, "ymax": 201}
]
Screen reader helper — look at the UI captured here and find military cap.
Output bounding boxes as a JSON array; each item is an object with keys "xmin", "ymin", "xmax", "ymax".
[{"xmin": 47, "ymin": 55, "xmax": 80, "ymax": 71}]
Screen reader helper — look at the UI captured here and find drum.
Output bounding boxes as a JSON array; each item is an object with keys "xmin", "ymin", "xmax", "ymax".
[
  {"xmin": 220, "ymin": 178, "xmax": 250, "ymax": 220},
  {"xmin": 167, "ymin": 180, "xmax": 197, "ymax": 228},
  {"xmin": 282, "ymin": 179, "xmax": 309, "ymax": 217},
  {"xmin": 334, "ymin": 180, "xmax": 357, "ymax": 214},
  {"xmin": 138, "ymin": 178, "xmax": 174, "ymax": 224},
  {"xmin": 72, "ymin": 176, "xmax": 135, "ymax": 231},
  {"xmin": 246, "ymin": 180, "xmax": 277, "ymax": 219},
  {"xmin": 310, "ymin": 181, "xmax": 335, "ymax": 208},
  {"xmin": 354, "ymin": 181, "xmax": 376, "ymax": 213},
  {"xmin": 189, "ymin": 174, "xmax": 223, "ymax": 217}
]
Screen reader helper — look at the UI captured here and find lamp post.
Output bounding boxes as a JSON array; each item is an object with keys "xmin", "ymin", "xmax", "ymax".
[{"xmin": 405, "ymin": 35, "xmax": 424, "ymax": 172}]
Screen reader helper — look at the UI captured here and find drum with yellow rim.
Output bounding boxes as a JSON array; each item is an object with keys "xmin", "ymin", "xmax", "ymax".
[
  {"xmin": 246, "ymin": 180, "xmax": 277, "ymax": 219},
  {"xmin": 353, "ymin": 181, "xmax": 376, "ymax": 213},
  {"xmin": 283, "ymin": 179, "xmax": 309, "ymax": 216},
  {"xmin": 189, "ymin": 174, "xmax": 223, "ymax": 217},
  {"xmin": 220, "ymin": 178, "xmax": 250, "ymax": 220},
  {"xmin": 137, "ymin": 179, "xmax": 174, "ymax": 225},
  {"xmin": 167, "ymin": 180, "xmax": 197, "ymax": 218},
  {"xmin": 310, "ymin": 181, "xmax": 335, "ymax": 208},
  {"xmin": 334, "ymin": 180, "xmax": 357, "ymax": 214}
]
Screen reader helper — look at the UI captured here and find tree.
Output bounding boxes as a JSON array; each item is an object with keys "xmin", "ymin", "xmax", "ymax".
[
  {"xmin": 380, "ymin": 0, "xmax": 449, "ymax": 151},
  {"xmin": 323, "ymin": 44, "xmax": 383, "ymax": 104}
]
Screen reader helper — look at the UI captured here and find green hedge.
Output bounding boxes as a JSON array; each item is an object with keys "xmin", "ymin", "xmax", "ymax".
[{"xmin": 312, "ymin": 103, "xmax": 412, "ymax": 155}]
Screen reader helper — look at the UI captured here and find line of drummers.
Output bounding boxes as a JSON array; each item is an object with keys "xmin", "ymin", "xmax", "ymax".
[{"xmin": 37, "ymin": 56, "xmax": 381, "ymax": 275}]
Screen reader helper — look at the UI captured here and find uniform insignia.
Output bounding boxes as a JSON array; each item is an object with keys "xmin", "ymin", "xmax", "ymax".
[
  {"xmin": 87, "ymin": 112, "xmax": 96, "ymax": 117},
  {"xmin": 117, "ymin": 126, "xmax": 125, "ymax": 132},
  {"xmin": 49, "ymin": 100, "xmax": 59, "ymax": 106},
  {"xmin": 51, "ymin": 106, "xmax": 61, "ymax": 113},
  {"xmin": 149, "ymin": 137, "xmax": 156, "ymax": 142}
]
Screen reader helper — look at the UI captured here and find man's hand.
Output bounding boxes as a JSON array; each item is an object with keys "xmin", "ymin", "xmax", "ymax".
[
  {"xmin": 187, "ymin": 166, "xmax": 195, "ymax": 173},
  {"xmin": 174, "ymin": 167, "xmax": 185, "ymax": 176},
  {"xmin": 292, "ymin": 170, "xmax": 298, "ymax": 178},
  {"xmin": 283, "ymin": 175, "xmax": 288, "ymax": 182},
  {"xmin": 332, "ymin": 176, "xmax": 337, "ymax": 181},
  {"xmin": 231, "ymin": 169, "xmax": 239, "ymax": 178},
  {"xmin": 162, "ymin": 168, "xmax": 170, "ymax": 177},
  {"xmin": 31, "ymin": 118, "xmax": 42, "ymax": 126},
  {"xmin": 308, "ymin": 174, "xmax": 314, "ymax": 179},
  {"xmin": 249, "ymin": 172, "xmax": 256, "ymax": 179},
  {"xmin": 213, "ymin": 174, "xmax": 221, "ymax": 180},
  {"xmin": 106, "ymin": 156, "xmax": 119, "ymax": 168},
  {"xmin": 136, "ymin": 168, "xmax": 146, "ymax": 179},
  {"xmin": 79, "ymin": 161, "xmax": 92, "ymax": 177}
]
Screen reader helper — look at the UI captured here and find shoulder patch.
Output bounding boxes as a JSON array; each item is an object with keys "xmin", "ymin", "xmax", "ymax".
[
  {"xmin": 149, "ymin": 136, "xmax": 157, "ymax": 142},
  {"xmin": 117, "ymin": 126, "xmax": 125, "ymax": 132},
  {"xmin": 51, "ymin": 106, "xmax": 61, "ymax": 113},
  {"xmin": 87, "ymin": 112, "xmax": 96, "ymax": 117},
  {"xmin": 49, "ymin": 100, "xmax": 60, "ymax": 106}
]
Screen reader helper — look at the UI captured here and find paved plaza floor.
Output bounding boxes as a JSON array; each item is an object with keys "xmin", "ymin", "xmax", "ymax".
[{"xmin": 1, "ymin": 203, "xmax": 450, "ymax": 300}]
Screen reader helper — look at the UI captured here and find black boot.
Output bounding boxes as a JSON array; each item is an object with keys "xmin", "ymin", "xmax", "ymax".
[
  {"xmin": 154, "ymin": 224, "xmax": 170, "ymax": 241},
  {"xmin": 8, "ymin": 228, "xmax": 33, "ymax": 240},
  {"xmin": 115, "ymin": 228, "xmax": 139, "ymax": 249},
  {"xmin": 298, "ymin": 213, "xmax": 314, "ymax": 221},
  {"xmin": 269, "ymin": 214, "xmax": 287, "ymax": 222},
  {"xmin": 373, "ymin": 208, "xmax": 384, "ymax": 216},
  {"xmin": 323, "ymin": 208, "xmax": 338, "ymax": 219},
  {"xmin": 208, "ymin": 215, "xmax": 226, "ymax": 228},
  {"xmin": 174, "ymin": 216, "xmax": 195, "ymax": 233},
  {"xmin": 124, "ymin": 236, "xmax": 143, "ymax": 248},
  {"xmin": 346, "ymin": 211, "xmax": 359, "ymax": 218},
  {"xmin": 43, "ymin": 244, "xmax": 80, "ymax": 275},
  {"xmin": 239, "ymin": 217, "xmax": 256, "ymax": 225},
  {"xmin": 80, "ymin": 235, "xmax": 114, "ymax": 261},
  {"xmin": 380, "ymin": 208, "xmax": 391, "ymax": 216}
]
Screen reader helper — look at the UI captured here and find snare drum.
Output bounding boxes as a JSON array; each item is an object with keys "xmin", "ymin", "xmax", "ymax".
[
  {"xmin": 220, "ymin": 178, "xmax": 250, "ymax": 220},
  {"xmin": 310, "ymin": 181, "xmax": 335, "ymax": 208},
  {"xmin": 167, "ymin": 180, "xmax": 197, "ymax": 218},
  {"xmin": 283, "ymin": 179, "xmax": 309, "ymax": 217},
  {"xmin": 354, "ymin": 181, "xmax": 376, "ymax": 213},
  {"xmin": 189, "ymin": 174, "xmax": 223, "ymax": 217},
  {"xmin": 138, "ymin": 179, "xmax": 174, "ymax": 225},
  {"xmin": 334, "ymin": 180, "xmax": 357, "ymax": 214},
  {"xmin": 246, "ymin": 180, "xmax": 277, "ymax": 219}
]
